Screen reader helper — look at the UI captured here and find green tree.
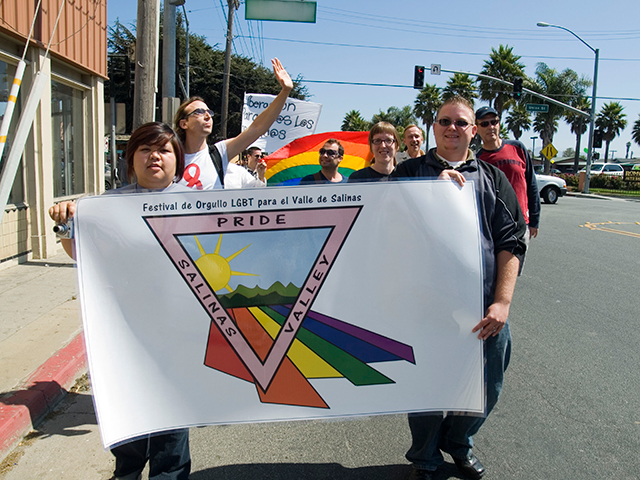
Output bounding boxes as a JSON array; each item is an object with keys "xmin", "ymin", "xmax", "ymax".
[
  {"xmin": 413, "ymin": 83, "xmax": 441, "ymax": 150},
  {"xmin": 442, "ymin": 73, "xmax": 478, "ymax": 106},
  {"xmin": 529, "ymin": 63, "xmax": 589, "ymax": 172},
  {"xmin": 371, "ymin": 105, "xmax": 418, "ymax": 131},
  {"xmin": 565, "ymin": 96, "xmax": 591, "ymax": 173},
  {"xmin": 478, "ymin": 45, "xmax": 526, "ymax": 117},
  {"xmin": 505, "ymin": 103, "xmax": 531, "ymax": 140},
  {"xmin": 106, "ymin": 17, "xmax": 306, "ymax": 138},
  {"xmin": 632, "ymin": 115, "xmax": 640, "ymax": 149},
  {"xmin": 596, "ymin": 101, "xmax": 627, "ymax": 162},
  {"xmin": 341, "ymin": 110, "xmax": 371, "ymax": 131}
]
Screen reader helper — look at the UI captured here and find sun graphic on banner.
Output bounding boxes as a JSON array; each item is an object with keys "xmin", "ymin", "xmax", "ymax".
[{"xmin": 194, "ymin": 234, "xmax": 258, "ymax": 292}]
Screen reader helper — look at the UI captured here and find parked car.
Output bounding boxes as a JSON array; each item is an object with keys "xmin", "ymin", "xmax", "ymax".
[
  {"xmin": 533, "ymin": 165, "xmax": 561, "ymax": 175},
  {"xmin": 579, "ymin": 163, "xmax": 624, "ymax": 176},
  {"xmin": 536, "ymin": 173, "xmax": 567, "ymax": 204}
]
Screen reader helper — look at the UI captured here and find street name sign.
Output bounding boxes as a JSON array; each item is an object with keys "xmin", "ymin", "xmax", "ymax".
[{"xmin": 526, "ymin": 104, "xmax": 549, "ymax": 113}]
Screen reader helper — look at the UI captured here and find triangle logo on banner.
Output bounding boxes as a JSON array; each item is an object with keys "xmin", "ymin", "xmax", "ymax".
[{"xmin": 145, "ymin": 206, "xmax": 415, "ymax": 408}]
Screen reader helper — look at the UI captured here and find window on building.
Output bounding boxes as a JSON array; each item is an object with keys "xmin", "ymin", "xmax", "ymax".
[
  {"xmin": 0, "ymin": 59, "xmax": 24, "ymax": 205},
  {"xmin": 51, "ymin": 80, "xmax": 84, "ymax": 197}
]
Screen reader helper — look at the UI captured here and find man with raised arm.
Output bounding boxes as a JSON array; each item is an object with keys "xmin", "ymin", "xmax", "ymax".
[{"xmin": 173, "ymin": 58, "xmax": 292, "ymax": 190}]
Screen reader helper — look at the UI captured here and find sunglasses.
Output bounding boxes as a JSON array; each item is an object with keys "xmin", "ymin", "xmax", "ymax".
[
  {"xmin": 319, "ymin": 148, "xmax": 340, "ymax": 158},
  {"xmin": 437, "ymin": 118, "xmax": 471, "ymax": 128},
  {"xmin": 185, "ymin": 108, "xmax": 214, "ymax": 119},
  {"xmin": 371, "ymin": 138, "xmax": 396, "ymax": 146},
  {"xmin": 477, "ymin": 118, "xmax": 500, "ymax": 128}
]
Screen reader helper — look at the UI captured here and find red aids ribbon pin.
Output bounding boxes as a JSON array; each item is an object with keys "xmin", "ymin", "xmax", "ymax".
[{"xmin": 183, "ymin": 164, "xmax": 203, "ymax": 189}]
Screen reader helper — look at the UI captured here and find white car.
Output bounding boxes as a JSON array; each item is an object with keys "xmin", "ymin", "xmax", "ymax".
[
  {"xmin": 579, "ymin": 163, "xmax": 624, "ymax": 176},
  {"xmin": 536, "ymin": 174, "xmax": 567, "ymax": 204}
]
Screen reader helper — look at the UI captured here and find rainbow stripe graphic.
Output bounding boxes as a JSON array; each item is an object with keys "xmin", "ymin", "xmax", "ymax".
[
  {"xmin": 204, "ymin": 305, "xmax": 415, "ymax": 409},
  {"xmin": 264, "ymin": 131, "xmax": 373, "ymax": 185}
]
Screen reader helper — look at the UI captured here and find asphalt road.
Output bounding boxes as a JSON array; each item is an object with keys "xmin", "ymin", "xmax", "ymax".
[{"xmin": 2, "ymin": 194, "xmax": 639, "ymax": 480}]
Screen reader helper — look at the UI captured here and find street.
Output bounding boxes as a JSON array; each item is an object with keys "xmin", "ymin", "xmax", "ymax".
[{"xmin": 1, "ymin": 194, "xmax": 639, "ymax": 480}]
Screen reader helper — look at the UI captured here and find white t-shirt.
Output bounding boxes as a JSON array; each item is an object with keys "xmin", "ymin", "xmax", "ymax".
[
  {"xmin": 224, "ymin": 163, "xmax": 266, "ymax": 189},
  {"xmin": 178, "ymin": 140, "xmax": 229, "ymax": 190}
]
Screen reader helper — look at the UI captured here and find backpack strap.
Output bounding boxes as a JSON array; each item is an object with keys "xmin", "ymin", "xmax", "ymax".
[
  {"xmin": 209, "ymin": 144, "xmax": 225, "ymax": 187},
  {"xmin": 313, "ymin": 171, "xmax": 323, "ymax": 183}
]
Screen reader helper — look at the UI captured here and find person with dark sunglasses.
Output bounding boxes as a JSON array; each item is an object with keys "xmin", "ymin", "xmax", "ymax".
[
  {"xmin": 393, "ymin": 97, "xmax": 526, "ymax": 480},
  {"xmin": 173, "ymin": 58, "xmax": 293, "ymax": 190},
  {"xmin": 475, "ymin": 106, "xmax": 540, "ymax": 244},
  {"xmin": 299, "ymin": 139, "xmax": 349, "ymax": 184}
]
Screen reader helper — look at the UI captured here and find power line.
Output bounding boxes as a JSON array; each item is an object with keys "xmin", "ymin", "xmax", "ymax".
[{"xmin": 236, "ymin": 36, "xmax": 640, "ymax": 62}]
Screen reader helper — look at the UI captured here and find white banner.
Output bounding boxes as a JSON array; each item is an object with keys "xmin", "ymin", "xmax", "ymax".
[
  {"xmin": 241, "ymin": 94, "xmax": 322, "ymax": 153},
  {"xmin": 74, "ymin": 181, "xmax": 485, "ymax": 449}
]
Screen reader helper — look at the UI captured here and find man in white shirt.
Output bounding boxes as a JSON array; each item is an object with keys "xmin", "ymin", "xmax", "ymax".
[
  {"xmin": 395, "ymin": 124, "xmax": 425, "ymax": 164},
  {"xmin": 174, "ymin": 58, "xmax": 292, "ymax": 190}
]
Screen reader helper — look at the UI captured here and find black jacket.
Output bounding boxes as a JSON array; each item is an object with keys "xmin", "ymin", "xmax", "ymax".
[{"xmin": 392, "ymin": 148, "xmax": 527, "ymax": 307}]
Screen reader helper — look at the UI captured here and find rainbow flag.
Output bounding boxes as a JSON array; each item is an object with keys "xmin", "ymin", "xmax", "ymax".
[{"xmin": 264, "ymin": 131, "xmax": 373, "ymax": 185}]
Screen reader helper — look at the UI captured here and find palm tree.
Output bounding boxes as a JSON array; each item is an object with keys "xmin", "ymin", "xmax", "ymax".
[
  {"xmin": 341, "ymin": 110, "xmax": 371, "ymax": 132},
  {"xmin": 413, "ymin": 83, "xmax": 441, "ymax": 150},
  {"xmin": 442, "ymin": 73, "xmax": 478, "ymax": 106},
  {"xmin": 371, "ymin": 105, "xmax": 417, "ymax": 129},
  {"xmin": 505, "ymin": 103, "xmax": 531, "ymax": 140},
  {"xmin": 565, "ymin": 96, "xmax": 591, "ymax": 173},
  {"xmin": 529, "ymin": 63, "xmax": 590, "ymax": 172},
  {"xmin": 632, "ymin": 115, "xmax": 640, "ymax": 149},
  {"xmin": 478, "ymin": 45, "xmax": 526, "ymax": 118},
  {"xmin": 596, "ymin": 102, "xmax": 627, "ymax": 162}
]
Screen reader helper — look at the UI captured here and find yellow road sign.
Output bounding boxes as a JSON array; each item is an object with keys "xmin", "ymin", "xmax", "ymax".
[{"xmin": 541, "ymin": 143, "xmax": 558, "ymax": 160}]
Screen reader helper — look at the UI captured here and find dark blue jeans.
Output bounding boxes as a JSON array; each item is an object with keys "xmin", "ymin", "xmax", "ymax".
[
  {"xmin": 112, "ymin": 429, "xmax": 190, "ymax": 480},
  {"xmin": 406, "ymin": 323, "xmax": 511, "ymax": 471}
]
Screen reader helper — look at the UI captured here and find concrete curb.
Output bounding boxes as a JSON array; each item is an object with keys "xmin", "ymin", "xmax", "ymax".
[{"xmin": 0, "ymin": 332, "xmax": 86, "ymax": 461}]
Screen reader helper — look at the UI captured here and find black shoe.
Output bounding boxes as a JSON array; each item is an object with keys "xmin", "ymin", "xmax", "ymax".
[
  {"xmin": 452, "ymin": 452, "xmax": 485, "ymax": 479},
  {"xmin": 407, "ymin": 466, "xmax": 435, "ymax": 480}
]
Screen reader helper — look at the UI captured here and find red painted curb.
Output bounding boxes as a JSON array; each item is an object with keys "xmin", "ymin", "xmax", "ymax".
[{"xmin": 0, "ymin": 332, "xmax": 87, "ymax": 460}]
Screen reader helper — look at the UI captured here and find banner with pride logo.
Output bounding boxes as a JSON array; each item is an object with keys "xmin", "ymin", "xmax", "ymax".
[{"xmin": 74, "ymin": 181, "xmax": 485, "ymax": 449}]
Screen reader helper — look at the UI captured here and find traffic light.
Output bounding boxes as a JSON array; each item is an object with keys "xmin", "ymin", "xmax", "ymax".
[
  {"xmin": 593, "ymin": 129, "xmax": 603, "ymax": 148},
  {"xmin": 414, "ymin": 65, "xmax": 425, "ymax": 90},
  {"xmin": 513, "ymin": 77, "xmax": 523, "ymax": 98},
  {"xmin": 593, "ymin": 152, "xmax": 600, "ymax": 160}
]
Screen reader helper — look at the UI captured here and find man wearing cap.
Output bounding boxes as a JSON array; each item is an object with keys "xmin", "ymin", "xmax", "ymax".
[
  {"xmin": 393, "ymin": 96, "xmax": 526, "ymax": 480},
  {"xmin": 396, "ymin": 125, "xmax": 426, "ymax": 164},
  {"xmin": 475, "ymin": 106, "xmax": 540, "ymax": 241}
]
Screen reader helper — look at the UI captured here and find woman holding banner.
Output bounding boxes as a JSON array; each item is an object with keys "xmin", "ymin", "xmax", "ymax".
[
  {"xmin": 348, "ymin": 122, "xmax": 399, "ymax": 182},
  {"xmin": 49, "ymin": 122, "xmax": 191, "ymax": 480}
]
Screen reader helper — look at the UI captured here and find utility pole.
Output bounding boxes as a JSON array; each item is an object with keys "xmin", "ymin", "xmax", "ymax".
[
  {"xmin": 133, "ymin": 0, "xmax": 160, "ymax": 129},
  {"xmin": 163, "ymin": 0, "xmax": 184, "ymax": 124},
  {"xmin": 220, "ymin": 0, "xmax": 239, "ymax": 139}
]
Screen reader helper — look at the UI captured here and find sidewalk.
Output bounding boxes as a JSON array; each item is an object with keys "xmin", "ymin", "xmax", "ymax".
[{"xmin": 0, "ymin": 251, "xmax": 86, "ymax": 462}]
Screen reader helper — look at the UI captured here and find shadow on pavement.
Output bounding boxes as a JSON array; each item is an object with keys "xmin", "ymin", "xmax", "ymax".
[
  {"xmin": 28, "ymin": 391, "xmax": 97, "ymax": 439},
  {"xmin": 20, "ymin": 259, "xmax": 75, "ymax": 268},
  {"xmin": 190, "ymin": 462, "xmax": 467, "ymax": 479}
]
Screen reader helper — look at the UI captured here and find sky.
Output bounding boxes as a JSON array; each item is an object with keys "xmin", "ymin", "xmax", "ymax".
[{"xmin": 107, "ymin": 0, "xmax": 640, "ymax": 160}]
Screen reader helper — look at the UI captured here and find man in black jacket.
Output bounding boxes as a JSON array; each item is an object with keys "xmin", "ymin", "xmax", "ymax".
[{"xmin": 393, "ymin": 96, "xmax": 526, "ymax": 480}]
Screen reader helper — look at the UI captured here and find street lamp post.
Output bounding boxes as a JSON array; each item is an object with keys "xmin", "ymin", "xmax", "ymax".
[
  {"xmin": 531, "ymin": 136, "xmax": 537, "ymax": 158},
  {"xmin": 537, "ymin": 22, "xmax": 598, "ymax": 194}
]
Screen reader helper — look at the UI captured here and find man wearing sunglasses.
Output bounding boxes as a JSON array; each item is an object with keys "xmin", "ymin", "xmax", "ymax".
[
  {"xmin": 173, "ymin": 58, "xmax": 292, "ymax": 190},
  {"xmin": 475, "ymin": 106, "xmax": 540, "ymax": 241},
  {"xmin": 394, "ymin": 96, "xmax": 526, "ymax": 480},
  {"xmin": 299, "ymin": 140, "xmax": 348, "ymax": 184}
]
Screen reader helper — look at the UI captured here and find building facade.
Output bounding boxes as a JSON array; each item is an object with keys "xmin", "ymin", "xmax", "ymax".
[{"xmin": 0, "ymin": 0, "xmax": 107, "ymax": 267}]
